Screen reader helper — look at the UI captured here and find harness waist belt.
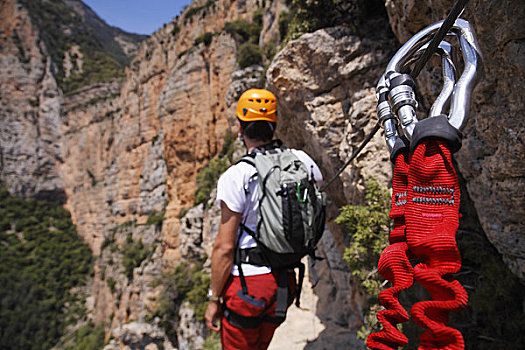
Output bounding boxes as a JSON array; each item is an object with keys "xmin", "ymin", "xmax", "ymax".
[
  {"xmin": 224, "ymin": 308, "xmax": 285, "ymax": 329},
  {"xmin": 239, "ymin": 247, "xmax": 270, "ymax": 266}
]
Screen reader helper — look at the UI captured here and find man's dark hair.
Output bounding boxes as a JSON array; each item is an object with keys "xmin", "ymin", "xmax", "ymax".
[{"xmin": 239, "ymin": 120, "xmax": 276, "ymax": 142}]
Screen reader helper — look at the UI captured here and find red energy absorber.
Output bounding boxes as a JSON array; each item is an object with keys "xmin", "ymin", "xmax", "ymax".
[
  {"xmin": 367, "ymin": 148, "xmax": 414, "ymax": 350},
  {"xmin": 406, "ymin": 138, "xmax": 468, "ymax": 350}
]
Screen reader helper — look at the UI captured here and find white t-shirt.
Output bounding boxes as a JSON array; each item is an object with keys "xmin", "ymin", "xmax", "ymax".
[{"xmin": 216, "ymin": 148, "xmax": 323, "ymax": 276}]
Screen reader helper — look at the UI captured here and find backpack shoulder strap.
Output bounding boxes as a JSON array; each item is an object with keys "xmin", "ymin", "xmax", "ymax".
[
  {"xmin": 235, "ymin": 152, "xmax": 256, "ymax": 167},
  {"xmin": 236, "ymin": 157, "xmax": 256, "ymax": 168},
  {"xmin": 234, "ymin": 154, "xmax": 257, "ymax": 195}
]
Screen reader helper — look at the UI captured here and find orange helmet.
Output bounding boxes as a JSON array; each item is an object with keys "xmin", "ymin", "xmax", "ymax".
[{"xmin": 236, "ymin": 89, "xmax": 278, "ymax": 123}]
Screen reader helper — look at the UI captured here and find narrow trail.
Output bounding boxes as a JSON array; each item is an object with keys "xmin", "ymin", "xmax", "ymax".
[{"xmin": 269, "ymin": 263, "xmax": 325, "ymax": 350}]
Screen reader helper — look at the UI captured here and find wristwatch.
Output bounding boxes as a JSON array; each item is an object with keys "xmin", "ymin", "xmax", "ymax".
[{"xmin": 207, "ymin": 288, "xmax": 221, "ymax": 302}]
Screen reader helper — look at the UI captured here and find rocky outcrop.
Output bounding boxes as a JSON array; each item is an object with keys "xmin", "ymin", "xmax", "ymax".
[
  {"xmin": 104, "ymin": 320, "xmax": 175, "ymax": 350},
  {"xmin": 385, "ymin": 0, "xmax": 525, "ymax": 279},
  {"xmin": 267, "ymin": 25, "xmax": 398, "ymax": 347},
  {"xmin": 91, "ymin": 222, "xmax": 164, "ymax": 329},
  {"xmin": 0, "ymin": 0, "xmax": 145, "ymax": 201},
  {"xmin": 268, "ymin": 26, "xmax": 396, "ymax": 202}
]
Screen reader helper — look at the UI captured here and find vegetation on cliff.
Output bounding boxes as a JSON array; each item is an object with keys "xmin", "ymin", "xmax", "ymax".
[
  {"xmin": 0, "ymin": 187, "xmax": 93, "ymax": 350},
  {"xmin": 335, "ymin": 178, "xmax": 391, "ymax": 340},
  {"xmin": 151, "ymin": 258, "xmax": 210, "ymax": 343},
  {"xmin": 100, "ymin": 219, "xmax": 158, "ymax": 280},
  {"xmin": 337, "ymin": 179, "xmax": 525, "ymax": 349},
  {"xmin": 278, "ymin": 0, "xmax": 388, "ymax": 43},
  {"xmin": 18, "ymin": 0, "xmax": 145, "ymax": 94},
  {"xmin": 224, "ymin": 10, "xmax": 264, "ymax": 68},
  {"xmin": 61, "ymin": 322, "xmax": 105, "ymax": 350},
  {"xmin": 194, "ymin": 131, "xmax": 236, "ymax": 206},
  {"xmin": 183, "ymin": 0, "xmax": 216, "ymax": 23}
]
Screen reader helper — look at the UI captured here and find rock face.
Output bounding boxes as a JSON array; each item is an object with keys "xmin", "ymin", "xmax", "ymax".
[
  {"xmin": 1, "ymin": 0, "xmax": 525, "ymax": 348},
  {"xmin": 0, "ymin": 0, "xmax": 145, "ymax": 202},
  {"xmin": 385, "ymin": 0, "xmax": 525, "ymax": 279},
  {"xmin": 0, "ymin": 0, "xmax": 65, "ymax": 201},
  {"xmin": 104, "ymin": 320, "xmax": 175, "ymax": 350},
  {"xmin": 266, "ymin": 25, "xmax": 398, "ymax": 348}
]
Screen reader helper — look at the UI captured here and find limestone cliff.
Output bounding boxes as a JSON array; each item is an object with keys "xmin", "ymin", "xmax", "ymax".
[
  {"xmin": 1, "ymin": 0, "xmax": 524, "ymax": 349},
  {"xmin": 0, "ymin": 0, "xmax": 64, "ymax": 201}
]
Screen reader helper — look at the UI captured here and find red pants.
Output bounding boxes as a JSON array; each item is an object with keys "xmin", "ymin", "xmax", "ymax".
[{"xmin": 220, "ymin": 272, "xmax": 295, "ymax": 350}]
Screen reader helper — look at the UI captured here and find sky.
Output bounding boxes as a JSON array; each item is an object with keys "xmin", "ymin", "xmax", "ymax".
[{"xmin": 83, "ymin": 0, "xmax": 193, "ymax": 35}]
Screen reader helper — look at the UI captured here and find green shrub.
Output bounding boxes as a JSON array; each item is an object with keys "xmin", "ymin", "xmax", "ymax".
[
  {"xmin": 194, "ymin": 157, "xmax": 229, "ymax": 206},
  {"xmin": 194, "ymin": 32, "xmax": 215, "ymax": 47},
  {"xmin": 171, "ymin": 23, "xmax": 180, "ymax": 37},
  {"xmin": 100, "ymin": 233, "xmax": 115, "ymax": 251},
  {"xmin": 203, "ymin": 331, "xmax": 221, "ymax": 350},
  {"xmin": 86, "ymin": 170, "xmax": 97, "ymax": 186},
  {"xmin": 224, "ymin": 12, "xmax": 262, "ymax": 46},
  {"xmin": 147, "ymin": 209, "xmax": 165, "ymax": 229},
  {"xmin": 218, "ymin": 130, "xmax": 236, "ymax": 159},
  {"xmin": 252, "ymin": 9, "xmax": 263, "ymax": 28},
  {"xmin": 280, "ymin": 0, "xmax": 359, "ymax": 43},
  {"xmin": 337, "ymin": 179, "xmax": 390, "ymax": 294},
  {"xmin": 121, "ymin": 238, "xmax": 150, "ymax": 280},
  {"xmin": 64, "ymin": 322, "xmax": 105, "ymax": 350},
  {"xmin": 278, "ymin": 10, "xmax": 292, "ymax": 39},
  {"xmin": 335, "ymin": 178, "xmax": 391, "ymax": 340},
  {"xmin": 111, "ymin": 220, "xmax": 136, "ymax": 235},
  {"xmin": 177, "ymin": 48, "xmax": 192, "ymax": 59},
  {"xmin": 263, "ymin": 40, "xmax": 278, "ymax": 62},
  {"xmin": 106, "ymin": 277, "xmax": 116, "ymax": 293},
  {"xmin": 223, "ymin": 11, "xmax": 265, "ymax": 68},
  {"xmin": 184, "ymin": 0, "xmax": 215, "ymax": 22},
  {"xmin": 238, "ymin": 43, "xmax": 263, "ymax": 68}
]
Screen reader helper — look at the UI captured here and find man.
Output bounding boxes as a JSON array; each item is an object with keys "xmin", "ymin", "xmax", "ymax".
[{"xmin": 204, "ymin": 88, "xmax": 323, "ymax": 349}]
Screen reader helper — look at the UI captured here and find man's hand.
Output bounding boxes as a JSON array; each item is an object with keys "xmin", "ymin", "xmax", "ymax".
[{"xmin": 205, "ymin": 300, "xmax": 222, "ymax": 332}]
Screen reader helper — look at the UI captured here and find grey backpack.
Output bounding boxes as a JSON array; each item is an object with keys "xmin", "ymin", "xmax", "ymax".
[
  {"xmin": 230, "ymin": 140, "xmax": 326, "ymax": 321},
  {"xmin": 236, "ymin": 140, "xmax": 327, "ymax": 270}
]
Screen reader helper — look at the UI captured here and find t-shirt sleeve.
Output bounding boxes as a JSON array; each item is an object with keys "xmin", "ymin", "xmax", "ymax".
[{"xmin": 216, "ymin": 165, "xmax": 246, "ymax": 214}]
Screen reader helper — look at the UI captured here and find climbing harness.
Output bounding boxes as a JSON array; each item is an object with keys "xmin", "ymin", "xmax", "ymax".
[{"xmin": 366, "ymin": 1, "xmax": 483, "ymax": 349}]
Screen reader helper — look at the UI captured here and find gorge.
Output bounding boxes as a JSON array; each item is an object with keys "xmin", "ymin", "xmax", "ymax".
[{"xmin": 0, "ymin": 0, "xmax": 523, "ymax": 349}]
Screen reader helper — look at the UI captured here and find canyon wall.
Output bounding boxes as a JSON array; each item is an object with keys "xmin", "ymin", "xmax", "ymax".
[{"xmin": 0, "ymin": 0, "xmax": 64, "ymax": 201}]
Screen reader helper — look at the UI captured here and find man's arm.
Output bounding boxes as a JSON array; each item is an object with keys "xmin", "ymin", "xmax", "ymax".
[{"xmin": 205, "ymin": 201, "xmax": 241, "ymax": 331}]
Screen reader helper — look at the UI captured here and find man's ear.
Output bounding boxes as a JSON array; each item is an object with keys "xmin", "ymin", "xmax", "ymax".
[{"xmin": 237, "ymin": 120, "xmax": 243, "ymax": 134}]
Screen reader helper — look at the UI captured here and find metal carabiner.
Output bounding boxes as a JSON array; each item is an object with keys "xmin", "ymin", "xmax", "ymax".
[
  {"xmin": 429, "ymin": 41, "xmax": 457, "ymax": 117},
  {"xmin": 377, "ymin": 41, "xmax": 455, "ymax": 150},
  {"xmin": 378, "ymin": 18, "xmax": 482, "ymax": 144},
  {"xmin": 376, "ymin": 74, "xmax": 398, "ymax": 152},
  {"xmin": 447, "ymin": 28, "xmax": 483, "ymax": 130}
]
